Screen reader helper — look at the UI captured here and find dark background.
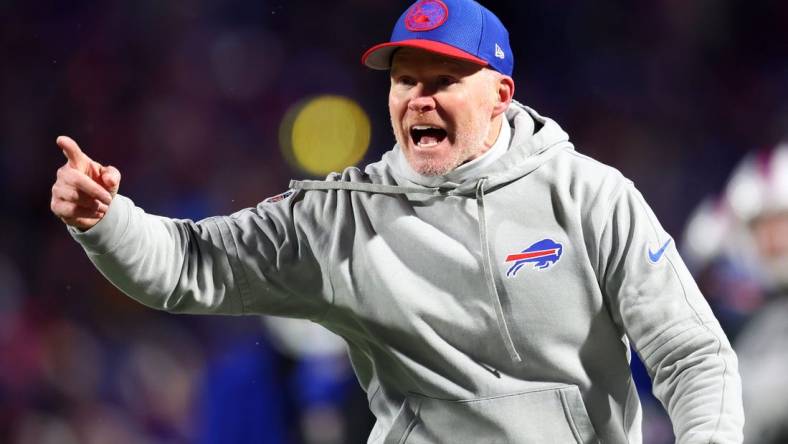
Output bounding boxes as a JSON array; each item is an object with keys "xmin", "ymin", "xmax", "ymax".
[{"xmin": 1, "ymin": 1, "xmax": 787, "ymax": 443}]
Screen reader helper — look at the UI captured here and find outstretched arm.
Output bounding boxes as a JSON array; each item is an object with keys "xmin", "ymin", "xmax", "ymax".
[{"xmin": 51, "ymin": 137, "xmax": 333, "ymax": 319}]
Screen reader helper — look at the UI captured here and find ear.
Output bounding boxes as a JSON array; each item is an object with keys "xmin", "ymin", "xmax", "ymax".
[{"xmin": 491, "ymin": 74, "xmax": 515, "ymax": 117}]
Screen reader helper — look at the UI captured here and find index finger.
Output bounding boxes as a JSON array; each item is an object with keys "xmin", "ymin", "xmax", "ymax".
[{"xmin": 57, "ymin": 135, "xmax": 90, "ymax": 168}]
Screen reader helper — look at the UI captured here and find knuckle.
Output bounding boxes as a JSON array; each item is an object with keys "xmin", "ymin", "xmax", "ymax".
[
  {"xmin": 58, "ymin": 166, "xmax": 75, "ymax": 182},
  {"xmin": 52, "ymin": 201, "xmax": 68, "ymax": 217},
  {"xmin": 62, "ymin": 202, "xmax": 76, "ymax": 215},
  {"xmin": 51, "ymin": 184, "xmax": 66, "ymax": 200}
]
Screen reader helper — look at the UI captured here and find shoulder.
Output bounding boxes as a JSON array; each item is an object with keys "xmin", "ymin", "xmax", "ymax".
[
  {"xmin": 560, "ymin": 149, "xmax": 627, "ymax": 182},
  {"xmin": 544, "ymin": 148, "xmax": 633, "ymax": 206}
]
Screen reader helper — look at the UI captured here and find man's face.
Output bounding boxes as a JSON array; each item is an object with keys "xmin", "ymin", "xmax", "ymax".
[
  {"xmin": 389, "ymin": 48, "xmax": 511, "ymax": 176},
  {"xmin": 751, "ymin": 211, "xmax": 788, "ymax": 287}
]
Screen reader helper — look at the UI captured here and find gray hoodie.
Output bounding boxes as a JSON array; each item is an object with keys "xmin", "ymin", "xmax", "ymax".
[{"xmin": 70, "ymin": 102, "xmax": 743, "ymax": 443}]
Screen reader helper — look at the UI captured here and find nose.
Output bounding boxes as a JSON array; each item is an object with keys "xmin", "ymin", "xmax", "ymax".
[{"xmin": 408, "ymin": 89, "xmax": 436, "ymax": 114}]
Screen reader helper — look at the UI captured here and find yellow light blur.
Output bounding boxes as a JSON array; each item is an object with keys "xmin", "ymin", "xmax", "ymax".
[{"xmin": 279, "ymin": 95, "xmax": 371, "ymax": 176}]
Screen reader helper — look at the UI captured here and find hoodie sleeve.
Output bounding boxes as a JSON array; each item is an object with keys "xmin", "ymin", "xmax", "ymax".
[
  {"xmin": 69, "ymin": 192, "xmax": 334, "ymax": 319},
  {"xmin": 597, "ymin": 181, "xmax": 743, "ymax": 443}
]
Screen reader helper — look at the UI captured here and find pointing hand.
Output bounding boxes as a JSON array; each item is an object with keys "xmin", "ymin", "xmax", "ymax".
[{"xmin": 50, "ymin": 136, "xmax": 121, "ymax": 230}]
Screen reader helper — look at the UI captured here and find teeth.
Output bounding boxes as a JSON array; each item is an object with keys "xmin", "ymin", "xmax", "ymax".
[
  {"xmin": 417, "ymin": 140, "xmax": 440, "ymax": 148},
  {"xmin": 410, "ymin": 124, "xmax": 446, "ymax": 148}
]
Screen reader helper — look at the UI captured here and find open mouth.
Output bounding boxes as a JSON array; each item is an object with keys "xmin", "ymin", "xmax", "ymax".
[{"xmin": 410, "ymin": 125, "xmax": 447, "ymax": 148}]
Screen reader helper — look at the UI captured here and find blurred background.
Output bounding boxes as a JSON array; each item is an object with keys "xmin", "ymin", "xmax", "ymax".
[{"xmin": 2, "ymin": 0, "xmax": 788, "ymax": 443}]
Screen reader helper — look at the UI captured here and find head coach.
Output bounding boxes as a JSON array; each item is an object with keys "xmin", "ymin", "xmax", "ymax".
[{"xmin": 51, "ymin": 0, "xmax": 744, "ymax": 442}]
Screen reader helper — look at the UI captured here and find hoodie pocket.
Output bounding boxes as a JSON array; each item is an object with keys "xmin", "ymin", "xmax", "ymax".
[{"xmin": 384, "ymin": 384, "xmax": 598, "ymax": 444}]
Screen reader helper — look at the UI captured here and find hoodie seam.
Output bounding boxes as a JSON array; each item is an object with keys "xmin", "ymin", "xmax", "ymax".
[
  {"xmin": 633, "ymin": 190, "xmax": 705, "ymax": 329},
  {"xmin": 595, "ymin": 181, "xmax": 627, "ymax": 296},
  {"xmin": 707, "ymin": 329, "xmax": 727, "ymax": 444},
  {"xmin": 558, "ymin": 389, "xmax": 588, "ymax": 444}
]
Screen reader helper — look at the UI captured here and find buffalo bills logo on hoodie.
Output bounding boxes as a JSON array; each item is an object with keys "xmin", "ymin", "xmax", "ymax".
[{"xmin": 505, "ymin": 239, "xmax": 563, "ymax": 278}]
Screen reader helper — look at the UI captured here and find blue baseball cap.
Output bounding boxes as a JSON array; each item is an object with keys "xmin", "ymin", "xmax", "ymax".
[{"xmin": 362, "ymin": 0, "xmax": 513, "ymax": 76}]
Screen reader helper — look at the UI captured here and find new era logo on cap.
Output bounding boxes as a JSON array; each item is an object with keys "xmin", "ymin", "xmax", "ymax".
[{"xmin": 362, "ymin": 0, "xmax": 514, "ymax": 76}]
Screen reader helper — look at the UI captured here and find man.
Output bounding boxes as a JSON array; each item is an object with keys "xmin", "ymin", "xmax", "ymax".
[{"xmin": 51, "ymin": 0, "xmax": 743, "ymax": 442}]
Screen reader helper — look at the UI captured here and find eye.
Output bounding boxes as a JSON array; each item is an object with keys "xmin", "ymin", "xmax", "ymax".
[
  {"xmin": 437, "ymin": 76, "xmax": 457, "ymax": 87},
  {"xmin": 395, "ymin": 75, "xmax": 417, "ymax": 86}
]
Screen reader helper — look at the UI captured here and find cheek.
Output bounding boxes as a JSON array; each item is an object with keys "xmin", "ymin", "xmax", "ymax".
[
  {"xmin": 388, "ymin": 95, "xmax": 404, "ymax": 122},
  {"xmin": 467, "ymin": 79, "xmax": 498, "ymax": 110},
  {"xmin": 455, "ymin": 90, "xmax": 490, "ymax": 119},
  {"xmin": 472, "ymin": 90, "xmax": 496, "ymax": 112},
  {"xmin": 456, "ymin": 96, "xmax": 489, "ymax": 127}
]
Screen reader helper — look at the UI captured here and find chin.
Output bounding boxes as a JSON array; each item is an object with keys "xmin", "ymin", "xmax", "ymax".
[
  {"xmin": 406, "ymin": 150, "xmax": 461, "ymax": 176},
  {"xmin": 395, "ymin": 131, "xmax": 468, "ymax": 176}
]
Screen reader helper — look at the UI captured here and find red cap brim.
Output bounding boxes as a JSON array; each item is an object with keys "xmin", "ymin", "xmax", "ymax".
[{"xmin": 361, "ymin": 39, "xmax": 489, "ymax": 70}]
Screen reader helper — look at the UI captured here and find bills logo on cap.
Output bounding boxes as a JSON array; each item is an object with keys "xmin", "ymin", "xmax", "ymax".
[
  {"xmin": 505, "ymin": 239, "xmax": 563, "ymax": 278},
  {"xmin": 405, "ymin": 0, "xmax": 449, "ymax": 32}
]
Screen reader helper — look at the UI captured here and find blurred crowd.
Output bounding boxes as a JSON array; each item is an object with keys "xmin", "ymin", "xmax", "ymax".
[{"xmin": 1, "ymin": 0, "xmax": 787, "ymax": 443}]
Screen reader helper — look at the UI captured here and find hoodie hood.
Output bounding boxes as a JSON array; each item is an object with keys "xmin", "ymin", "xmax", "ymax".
[{"xmin": 371, "ymin": 101, "xmax": 574, "ymax": 194}]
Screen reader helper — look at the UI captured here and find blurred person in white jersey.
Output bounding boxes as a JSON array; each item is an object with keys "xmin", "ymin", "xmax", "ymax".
[{"xmin": 684, "ymin": 139, "xmax": 788, "ymax": 443}]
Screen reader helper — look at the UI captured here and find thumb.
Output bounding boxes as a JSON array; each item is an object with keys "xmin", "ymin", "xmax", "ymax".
[
  {"xmin": 100, "ymin": 165, "xmax": 121, "ymax": 197},
  {"xmin": 57, "ymin": 135, "xmax": 91, "ymax": 169}
]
